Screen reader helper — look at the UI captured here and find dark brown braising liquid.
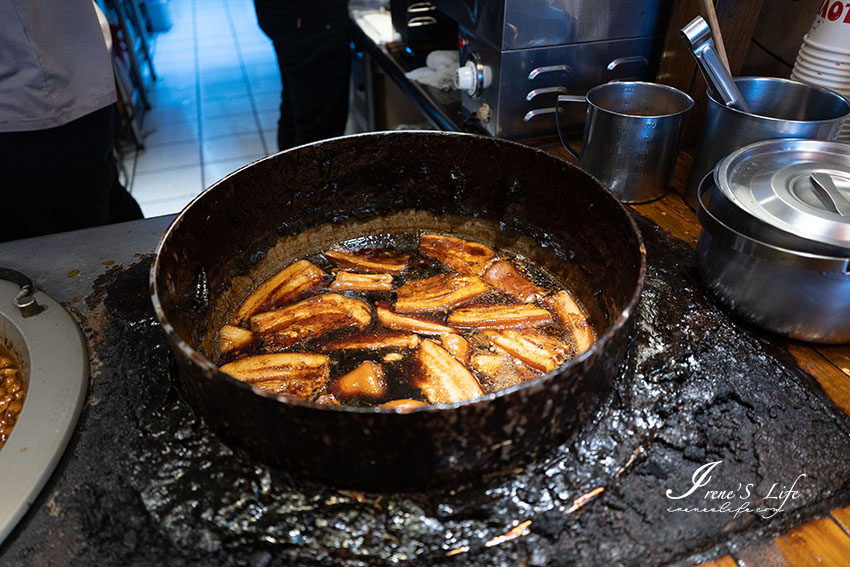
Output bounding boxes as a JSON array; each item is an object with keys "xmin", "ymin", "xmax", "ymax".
[{"xmin": 220, "ymin": 233, "xmax": 586, "ymax": 407}]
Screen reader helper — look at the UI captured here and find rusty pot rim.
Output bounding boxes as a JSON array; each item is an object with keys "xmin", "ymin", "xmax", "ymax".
[{"xmin": 149, "ymin": 131, "xmax": 646, "ymax": 414}]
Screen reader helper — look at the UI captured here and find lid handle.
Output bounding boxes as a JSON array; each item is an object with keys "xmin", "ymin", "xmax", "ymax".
[{"xmin": 810, "ymin": 172, "xmax": 850, "ymax": 217}]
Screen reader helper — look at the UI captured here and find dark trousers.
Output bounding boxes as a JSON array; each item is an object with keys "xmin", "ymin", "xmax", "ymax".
[
  {"xmin": 0, "ymin": 104, "xmax": 143, "ymax": 243},
  {"xmin": 254, "ymin": 2, "xmax": 351, "ymax": 151}
]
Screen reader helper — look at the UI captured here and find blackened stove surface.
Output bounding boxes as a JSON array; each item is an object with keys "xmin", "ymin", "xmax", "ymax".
[{"xmin": 1, "ymin": 216, "xmax": 849, "ymax": 567}]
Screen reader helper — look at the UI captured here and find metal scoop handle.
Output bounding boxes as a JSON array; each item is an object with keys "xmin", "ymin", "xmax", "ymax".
[{"xmin": 681, "ymin": 16, "xmax": 750, "ymax": 113}]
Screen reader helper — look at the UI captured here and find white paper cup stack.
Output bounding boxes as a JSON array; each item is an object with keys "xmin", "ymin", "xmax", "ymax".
[{"xmin": 791, "ymin": 1, "xmax": 850, "ymax": 141}]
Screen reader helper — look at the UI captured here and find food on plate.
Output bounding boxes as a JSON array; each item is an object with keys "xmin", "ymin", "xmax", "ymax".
[
  {"xmin": 217, "ymin": 233, "xmax": 595, "ymax": 407},
  {"xmin": 0, "ymin": 352, "xmax": 26, "ymax": 451}
]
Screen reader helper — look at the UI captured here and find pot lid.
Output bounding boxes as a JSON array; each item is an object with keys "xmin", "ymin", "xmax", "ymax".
[{"xmin": 714, "ymin": 139, "xmax": 850, "ymax": 250}]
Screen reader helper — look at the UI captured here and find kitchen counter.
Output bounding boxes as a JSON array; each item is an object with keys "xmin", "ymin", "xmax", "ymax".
[
  {"xmin": 625, "ymin": 150, "xmax": 850, "ymax": 566},
  {"xmin": 0, "ymin": 143, "xmax": 849, "ymax": 565}
]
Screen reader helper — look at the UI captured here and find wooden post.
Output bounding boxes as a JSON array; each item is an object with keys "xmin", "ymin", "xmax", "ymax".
[{"xmin": 655, "ymin": 0, "xmax": 764, "ymax": 146}]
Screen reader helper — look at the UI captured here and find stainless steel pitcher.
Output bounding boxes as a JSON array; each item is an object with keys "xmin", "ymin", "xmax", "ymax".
[{"xmin": 557, "ymin": 81, "xmax": 693, "ymax": 203}]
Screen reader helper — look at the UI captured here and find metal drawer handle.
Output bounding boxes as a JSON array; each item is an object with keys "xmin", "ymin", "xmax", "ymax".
[
  {"xmin": 810, "ymin": 172, "xmax": 850, "ymax": 217},
  {"xmin": 528, "ymin": 65, "xmax": 572, "ymax": 80},
  {"xmin": 523, "ymin": 108, "xmax": 558, "ymax": 122},
  {"xmin": 606, "ymin": 56, "xmax": 648, "ymax": 71},
  {"xmin": 408, "ymin": 2, "xmax": 436, "ymax": 13},
  {"xmin": 407, "ymin": 16, "xmax": 438, "ymax": 27},
  {"xmin": 526, "ymin": 86, "xmax": 568, "ymax": 101}
]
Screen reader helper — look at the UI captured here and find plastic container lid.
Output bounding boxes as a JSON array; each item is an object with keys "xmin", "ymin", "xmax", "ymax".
[{"xmin": 714, "ymin": 138, "xmax": 850, "ymax": 251}]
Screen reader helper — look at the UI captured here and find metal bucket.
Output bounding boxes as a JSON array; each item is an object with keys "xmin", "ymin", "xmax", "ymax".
[{"xmin": 684, "ymin": 77, "xmax": 850, "ymax": 209}]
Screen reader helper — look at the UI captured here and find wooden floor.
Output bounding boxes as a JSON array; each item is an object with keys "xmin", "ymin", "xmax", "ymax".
[{"xmin": 550, "ymin": 146, "xmax": 850, "ymax": 567}]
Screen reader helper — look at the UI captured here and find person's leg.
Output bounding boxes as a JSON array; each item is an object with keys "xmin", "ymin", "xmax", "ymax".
[
  {"xmin": 105, "ymin": 106, "xmax": 144, "ymax": 223},
  {"xmin": 0, "ymin": 104, "xmax": 141, "ymax": 242},
  {"xmin": 254, "ymin": 1, "xmax": 295, "ymax": 152},
  {"xmin": 272, "ymin": 41, "xmax": 297, "ymax": 152},
  {"xmin": 276, "ymin": 24, "xmax": 351, "ymax": 149},
  {"xmin": 254, "ymin": 2, "xmax": 350, "ymax": 151}
]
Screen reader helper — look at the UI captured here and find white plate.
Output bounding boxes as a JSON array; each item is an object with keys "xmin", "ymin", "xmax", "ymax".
[{"xmin": 0, "ymin": 280, "xmax": 88, "ymax": 544}]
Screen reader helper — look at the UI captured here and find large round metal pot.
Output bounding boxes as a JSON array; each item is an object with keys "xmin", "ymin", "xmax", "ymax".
[
  {"xmin": 697, "ymin": 176, "xmax": 850, "ymax": 343},
  {"xmin": 150, "ymin": 132, "xmax": 645, "ymax": 490}
]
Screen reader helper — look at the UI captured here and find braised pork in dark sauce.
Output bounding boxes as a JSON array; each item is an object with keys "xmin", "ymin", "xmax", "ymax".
[
  {"xmin": 217, "ymin": 233, "xmax": 595, "ymax": 408},
  {"xmin": 0, "ymin": 351, "xmax": 25, "ymax": 450}
]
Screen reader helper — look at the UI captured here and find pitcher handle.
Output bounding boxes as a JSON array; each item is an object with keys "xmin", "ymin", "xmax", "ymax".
[{"xmin": 556, "ymin": 94, "xmax": 585, "ymax": 161}]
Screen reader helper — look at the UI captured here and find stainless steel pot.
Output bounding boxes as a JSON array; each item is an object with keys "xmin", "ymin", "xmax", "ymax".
[
  {"xmin": 697, "ymin": 174, "xmax": 850, "ymax": 343},
  {"xmin": 705, "ymin": 139, "xmax": 850, "ymax": 258},
  {"xmin": 685, "ymin": 77, "xmax": 850, "ymax": 209}
]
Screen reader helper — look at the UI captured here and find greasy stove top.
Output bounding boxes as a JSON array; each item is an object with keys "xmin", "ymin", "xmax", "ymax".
[{"xmin": 1, "ymin": 215, "xmax": 849, "ymax": 566}]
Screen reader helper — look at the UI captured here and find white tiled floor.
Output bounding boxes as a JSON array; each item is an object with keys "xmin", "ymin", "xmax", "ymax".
[{"xmin": 122, "ymin": 0, "xmax": 280, "ymax": 217}]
